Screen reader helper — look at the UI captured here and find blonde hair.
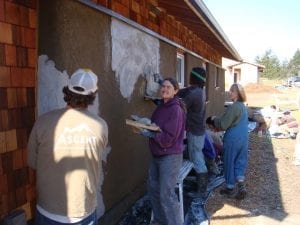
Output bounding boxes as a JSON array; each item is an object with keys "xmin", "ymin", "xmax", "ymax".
[{"xmin": 230, "ymin": 83, "xmax": 247, "ymax": 102}]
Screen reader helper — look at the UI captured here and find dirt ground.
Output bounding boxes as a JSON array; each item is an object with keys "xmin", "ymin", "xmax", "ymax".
[
  {"xmin": 244, "ymin": 82, "xmax": 300, "ymax": 111},
  {"xmin": 206, "ymin": 83, "xmax": 300, "ymax": 225},
  {"xmin": 207, "ymin": 132, "xmax": 300, "ymax": 225}
]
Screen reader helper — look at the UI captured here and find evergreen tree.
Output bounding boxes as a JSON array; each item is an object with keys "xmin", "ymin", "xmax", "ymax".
[
  {"xmin": 255, "ymin": 49, "xmax": 281, "ymax": 79},
  {"xmin": 287, "ymin": 49, "xmax": 300, "ymax": 76},
  {"xmin": 281, "ymin": 59, "xmax": 289, "ymax": 79}
]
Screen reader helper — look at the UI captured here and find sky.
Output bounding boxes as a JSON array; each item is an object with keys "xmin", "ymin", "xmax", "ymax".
[{"xmin": 202, "ymin": 0, "xmax": 300, "ymax": 62}]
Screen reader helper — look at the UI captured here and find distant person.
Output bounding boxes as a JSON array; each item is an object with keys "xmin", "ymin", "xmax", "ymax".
[
  {"xmin": 260, "ymin": 105, "xmax": 277, "ymax": 118},
  {"xmin": 277, "ymin": 111, "xmax": 298, "ymax": 138},
  {"xmin": 250, "ymin": 105, "xmax": 276, "ymax": 132},
  {"xmin": 28, "ymin": 69, "xmax": 108, "ymax": 225},
  {"xmin": 207, "ymin": 83, "xmax": 248, "ymax": 200},
  {"xmin": 177, "ymin": 67, "xmax": 208, "ymax": 196},
  {"xmin": 138, "ymin": 78, "xmax": 186, "ymax": 225},
  {"xmin": 268, "ymin": 110, "xmax": 298, "ymax": 138}
]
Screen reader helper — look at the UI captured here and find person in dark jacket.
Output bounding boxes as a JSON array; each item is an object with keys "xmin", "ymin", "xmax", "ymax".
[
  {"xmin": 207, "ymin": 83, "xmax": 248, "ymax": 200},
  {"xmin": 139, "ymin": 77, "xmax": 186, "ymax": 225},
  {"xmin": 177, "ymin": 67, "xmax": 208, "ymax": 196}
]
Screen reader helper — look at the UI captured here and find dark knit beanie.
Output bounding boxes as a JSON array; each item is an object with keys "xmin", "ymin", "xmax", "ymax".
[{"xmin": 191, "ymin": 67, "xmax": 206, "ymax": 82}]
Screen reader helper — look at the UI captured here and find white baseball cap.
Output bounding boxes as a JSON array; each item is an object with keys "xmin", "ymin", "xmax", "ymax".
[{"xmin": 68, "ymin": 68, "xmax": 98, "ymax": 95}]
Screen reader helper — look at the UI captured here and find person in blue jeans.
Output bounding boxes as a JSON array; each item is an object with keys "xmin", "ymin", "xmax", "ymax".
[
  {"xmin": 207, "ymin": 83, "xmax": 248, "ymax": 200},
  {"xmin": 139, "ymin": 78, "xmax": 186, "ymax": 225},
  {"xmin": 177, "ymin": 67, "xmax": 208, "ymax": 196}
]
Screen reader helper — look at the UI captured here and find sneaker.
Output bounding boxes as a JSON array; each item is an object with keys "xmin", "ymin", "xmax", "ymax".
[
  {"xmin": 219, "ymin": 188, "xmax": 234, "ymax": 197},
  {"xmin": 235, "ymin": 182, "xmax": 247, "ymax": 200}
]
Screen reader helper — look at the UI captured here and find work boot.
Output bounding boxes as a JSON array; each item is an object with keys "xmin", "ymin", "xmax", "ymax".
[
  {"xmin": 235, "ymin": 181, "xmax": 247, "ymax": 200},
  {"xmin": 197, "ymin": 172, "xmax": 208, "ymax": 193},
  {"xmin": 219, "ymin": 187, "xmax": 235, "ymax": 198},
  {"xmin": 206, "ymin": 159, "xmax": 220, "ymax": 175},
  {"xmin": 187, "ymin": 172, "xmax": 208, "ymax": 198}
]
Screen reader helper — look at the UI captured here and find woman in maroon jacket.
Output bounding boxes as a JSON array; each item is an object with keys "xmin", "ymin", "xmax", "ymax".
[{"xmin": 140, "ymin": 78, "xmax": 186, "ymax": 225}]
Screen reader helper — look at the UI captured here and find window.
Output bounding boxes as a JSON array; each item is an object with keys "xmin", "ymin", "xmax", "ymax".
[{"xmin": 176, "ymin": 53, "xmax": 185, "ymax": 87}]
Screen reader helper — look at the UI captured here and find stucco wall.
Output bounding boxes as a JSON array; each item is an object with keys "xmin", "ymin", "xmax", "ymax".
[
  {"xmin": 184, "ymin": 54, "xmax": 206, "ymax": 85},
  {"xmin": 37, "ymin": 0, "xmax": 173, "ymax": 224},
  {"xmin": 159, "ymin": 41, "xmax": 177, "ymax": 78},
  {"xmin": 1, "ymin": 0, "xmax": 227, "ymax": 223},
  {"xmin": 240, "ymin": 64, "xmax": 259, "ymax": 85},
  {"xmin": 206, "ymin": 64, "xmax": 226, "ymax": 117},
  {"xmin": 38, "ymin": 0, "xmax": 113, "ymax": 218},
  {"xmin": 184, "ymin": 55, "xmax": 226, "ymax": 117}
]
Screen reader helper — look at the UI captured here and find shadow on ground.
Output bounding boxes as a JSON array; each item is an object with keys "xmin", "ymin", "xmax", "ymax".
[{"xmin": 207, "ymin": 132, "xmax": 288, "ymax": 223}]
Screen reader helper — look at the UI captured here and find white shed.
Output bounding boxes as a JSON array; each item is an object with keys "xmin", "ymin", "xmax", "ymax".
[{"xmin": 223, "ymin": 58, "xmax": 264, "ymax": 88}]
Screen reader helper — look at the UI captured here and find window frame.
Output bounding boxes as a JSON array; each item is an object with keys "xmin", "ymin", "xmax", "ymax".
[
  {"xmin": 176, "ymin": 53, "xmax": 185, "ymax": 88},
  {"xmin": 215, "ymin": 67, "xmax": 221, "ymax": 88}
]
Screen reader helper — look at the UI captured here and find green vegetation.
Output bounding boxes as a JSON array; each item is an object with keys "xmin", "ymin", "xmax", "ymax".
[{"xmin": 255, "ymin": 49, "xmax": 300, "ymax": 79}]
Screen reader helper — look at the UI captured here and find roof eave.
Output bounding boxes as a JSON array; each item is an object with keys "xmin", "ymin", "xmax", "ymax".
[{"xmin": 186, "ymin": 0, "xmax": 242, "ymax": 61}]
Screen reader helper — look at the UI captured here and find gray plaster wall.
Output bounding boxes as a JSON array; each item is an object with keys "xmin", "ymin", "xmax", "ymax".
[
  {"xmin": 111, "ymin": 19, "xmax": 160, "ymax": 100},
  {"xmin": 184, "ymin": 54, "xmax": 206, "ymax": 86},
  {"xmin": 37, "ymin": 1, "xmax": 225, "ymax": 224},
  {"xmin": 38, "ymin": 0, "xmax": 114, "ymax": 219},
  {"xmin": 184, "ymin": 54, "xmax": 225, "ymax": 117},
  {"xmin": 206, "ymin": 64, "xmax": 226, "ymax": 117},
  {"xmin": 159, "ymin": 41, "xmax": 177, "ymax": 78},
  {"xmin": 37, "ymin": 0, "xmax": 178, "ymax": 224}
]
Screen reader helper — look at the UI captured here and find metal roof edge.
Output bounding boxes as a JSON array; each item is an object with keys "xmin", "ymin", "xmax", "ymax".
[
  {"xmin": 186, "ymin": 0, "xmax": 242, "ymax": 61},
  {"xmin": 228, "ymin": 61, "xmax": 265, "ymax": 69}
]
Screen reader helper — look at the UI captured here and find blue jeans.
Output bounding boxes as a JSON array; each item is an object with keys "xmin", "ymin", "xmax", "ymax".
[
  {"xmin": 187, "ymin": 132, "xmax": 207, "ymax": 173},
  {"xmin": 35, "ymin": 210, "xmax": 97, "ymax": 225},
  {"xmin": 148, "ymin": 154, "xmax": 182, "ymax": 225}
]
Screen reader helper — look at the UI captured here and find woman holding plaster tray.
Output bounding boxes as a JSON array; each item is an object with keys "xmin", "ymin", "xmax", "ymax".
[{"xmin": 139, "ymin": 77, "xmax": 186, "ymax": 225}]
